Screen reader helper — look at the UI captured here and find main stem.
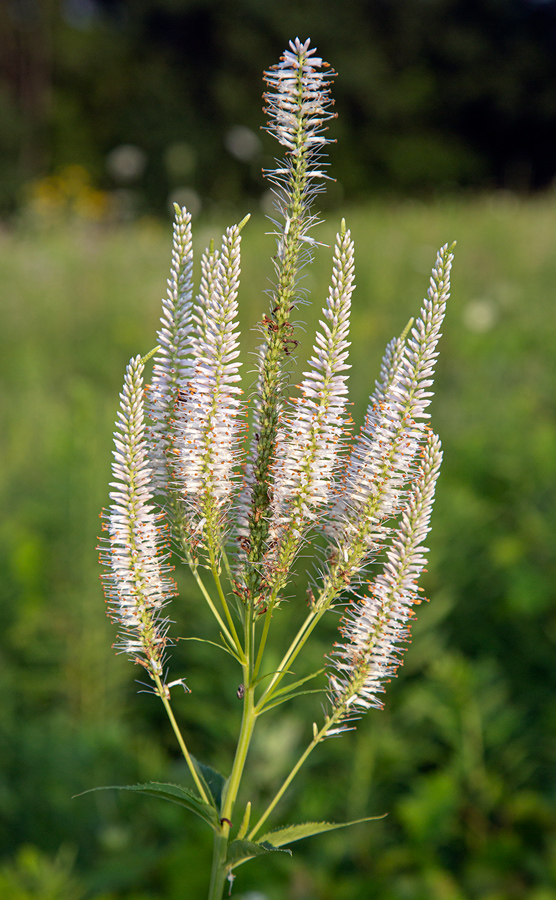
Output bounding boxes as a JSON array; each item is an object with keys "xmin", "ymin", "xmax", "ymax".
[
  {"xmin": 207, "ymin": 665, "xmax": 258, "ymax": 899},
  {"xmin": 209, "ymin": 51, "xmax": 319, "ymax": 897}
]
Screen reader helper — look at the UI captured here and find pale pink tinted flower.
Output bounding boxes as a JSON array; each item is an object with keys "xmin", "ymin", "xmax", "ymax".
[
  {"xmin": 327, "ymin": 430, "xmax": 442, "ymax": 724},
  {"xmin": 101, "ymin": 355, "xmax": 177, "ymax": 690},
  {"xmin": 148, "ymin": 206, "xmax": 194, "ymax": 496},
  {"xmin": 174, "ymin": 224, "xmax": 244, "ymax": 544},
  {"xmin": 268, "ymin": 225, "xmax": 354, "ymax": 563}
]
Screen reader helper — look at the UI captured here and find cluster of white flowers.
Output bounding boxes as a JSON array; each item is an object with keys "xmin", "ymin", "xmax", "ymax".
[
  {"xmin": 148, "ymin": 207, "xmax": 194, "ymax": 498},
  {"xmin": 327, "ymin": 430, "xmax": 443, "ymax": 729},
  {"xmin": 326, "ymin": 245, "xmax": 452, "ymax": 559},
  {"xmin": 101, "ymin": 37, "xmax": 451, "ymax": 726},
  {"xmin": 174, "ymin": 224, "xmax": 245, "ymax": 550},
  {"xmin": 266, "ymin": 223, "xmax": 354, "ymax": 587},
  {"xmin": 100, "ymin": 355, "xmax": 176, "ymax": 691},
  {"xmin": 262, "ymin": 36, "xmax": 336, "ymax": 173}
]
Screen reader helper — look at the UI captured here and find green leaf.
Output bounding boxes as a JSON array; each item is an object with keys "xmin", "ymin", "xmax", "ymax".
[
  {"xmin": 258, "ymin": 815, "xmax": 386, "ymax": 847},
  {"xmin": 256, "ymin": 670, "xmax": 325, "ymax": 713},
  {"xmin": 191, "ymin": 758, "xmax": 228, "ymax": 812},
  {"xmin": 267, "ymin": 668, "xmax": 325, "ymax": 699},
  {"xmin": 226, "ymin": 840, "xmax": 291, "ymax": 871},
  {"xmin": 75, "ymin": 783, "xmax": 220, "ymax": 831},
  {"xmin": 236, "ymin": 801, "xmax": 251, "ymax": 841},
  {"xmin": 179, "ymin": 636, "xmax": 238, "ymax": 659},
  {"xmin": 257, "ymin": 688, "xmax": 325, "ymax": 714}
]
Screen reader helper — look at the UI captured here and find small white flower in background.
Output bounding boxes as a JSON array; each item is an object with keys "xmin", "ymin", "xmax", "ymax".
[
  {"xmin": 225, "ymin": 125, "xmax": 262, "ymax": 162},
  {"xmin": 106, "ymin": 144, "xmax": 147, "ymax": 183},
  {"xmin": 167, "ymin": 187, "xmax": 202, "ymax": 219},
  {"xmin": 463, "ymin": 297, "xmax": 498, "ymax": 332}
]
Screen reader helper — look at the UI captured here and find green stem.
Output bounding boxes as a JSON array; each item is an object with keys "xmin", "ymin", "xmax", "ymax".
[
  {"xmin": 222, "ymin": 686, "xmax": 257, "ymax": 820},
  {"xmin": 258, "ymin": 572, "xmax": 344, "ymax": 707},
  {"xmin": 155, "ymin": 677, "xmax": 210, "ymax": 805},
  {"xmin": 248, "ymin": 713, "xmax": 338, "ymax": 841},
  {"xmin": 207, "ymin": 684, "xmax": 258, "ymax": 900},
  {"xmin": 221, "ymin": 548, "xmax": 234, "ymax": 584},
  {"xmin": 207, "ymin": 594, "xmax": 257, "ymax": 900},
  {"xmin": 252, "ymin": 599, "xmax": 274, "ymax": 679},
  {"xmin": 210, "ymin": 550, "xmax": 244, "ymax": 658},
  {"xmin": 207, "ymin": 830, "xmax": 230, "ymax": 900},
  {"xmin": 183, "ymin": 541, "xmax": 243, "ymax": 659},
  {"xmin": 257, "ymin": 607, "xmax": 322, "ymax": 708}
]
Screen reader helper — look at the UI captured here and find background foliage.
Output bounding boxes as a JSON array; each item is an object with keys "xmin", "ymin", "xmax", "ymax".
[
  {"xmin": 2, "ymin": 0, "xmax": 556, "ymax": 215},
  {"xmin": 1, "ymin": 194, "xmax": 555, "ymax": 898},
  {"xmin": 1, "ymin": 1, "xmax": 556, "ymax": 897}
]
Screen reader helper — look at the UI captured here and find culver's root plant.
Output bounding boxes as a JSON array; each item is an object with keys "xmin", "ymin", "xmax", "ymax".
[{"xmin": 94, "ymin": 38, "xmax": 454, "ymax": 899}]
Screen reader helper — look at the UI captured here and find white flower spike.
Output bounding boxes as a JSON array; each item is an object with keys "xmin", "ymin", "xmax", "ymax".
[
  {"xmin": 266, "ymin": 221, "xmax": 354, "ymax": 588},
  {"xmin": 174, "ymin": 219, "xmax": 247, "ymax": 555},
  {"xmin": 100, "ymin": 354, "xmax": 177, "ymax": 695},
  {"xmin": 325, "ymin": 243, "xmax": 453, "ymax": 582},
  {"xmin": 328, "ymin": 429, "xmax": 443, "ymax": 725},
  {"xmin": 148, "ymin": 206, "xmax": 195, "ymax": 499}
]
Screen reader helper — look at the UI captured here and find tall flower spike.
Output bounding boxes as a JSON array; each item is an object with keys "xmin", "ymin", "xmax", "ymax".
[
  {"xmin": 263, "ymin": 37, "xmax": 336, "ymax": 188},
  {"xmin": 326, "ymin": 335, "xmax": 409, "ymax": 548},
  {"xmin": 325, "ymin": 244, "xmax": 453, "ymax": 582},
  {"xmin": 327, "ymin": 430, "xmax": 443, "ymax": 729},
  {"xmin": 263, "ymin": 37, "xmax": 337, "ymax": 291},
  {"xmin": 100, "ymin": 355, "xmax": 177, "ymax": 694},
  {"xmin": 266, "ymin": 222, "xmax": 354, "ymax": 587},
  {"xmin": 148, "ymin": 205, "xmax": 194, "ymax": 498},
  {"xmin": 174, "ymin": 221, "xmax": 246, "ymax": 554},
  {"xmin": 243, "ymin": 40, "xmax": 337, "ymax": 589}
]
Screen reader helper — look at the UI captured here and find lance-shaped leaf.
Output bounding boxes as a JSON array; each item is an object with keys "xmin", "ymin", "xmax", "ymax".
[
  {"xmin": 258, "ymin": 815, "xmax": 385, "ymax": 848},
  {"xmin": 76, "ymin": 782, "xmax": 220, "ymax": 831},
  {"xmin": 191, "ymin": 758, "xmax": 228, "ymax": 812}
]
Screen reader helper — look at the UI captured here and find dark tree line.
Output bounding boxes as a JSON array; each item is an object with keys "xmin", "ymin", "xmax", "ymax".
[{"xmin": 2, "ymin": 0, "xmax": 556, "ymax": 213}]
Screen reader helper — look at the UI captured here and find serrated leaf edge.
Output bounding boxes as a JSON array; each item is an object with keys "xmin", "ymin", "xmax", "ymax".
[{"xmin": 258, "ymin": 814, "xmax": 386, "ymax": 847}]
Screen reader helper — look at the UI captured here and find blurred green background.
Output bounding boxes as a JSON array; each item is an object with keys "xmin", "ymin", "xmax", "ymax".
[
  {"xmin": 1, "ymin": 2, "xmax": 556, "ymax": 899},
  {"xmin": 3, "ymin": 0, "xmax": 556, "ymax": 216}
]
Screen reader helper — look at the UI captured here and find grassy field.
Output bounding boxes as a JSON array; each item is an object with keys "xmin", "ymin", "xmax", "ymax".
[{"xmin": 1, "ymin": 194, "xmax": 555, "ymax": 899}]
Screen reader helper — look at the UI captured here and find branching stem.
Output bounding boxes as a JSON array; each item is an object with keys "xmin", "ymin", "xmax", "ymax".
[{"xmin": 154, "ymin": 675, "xmax": 210, "ymax": 804}]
